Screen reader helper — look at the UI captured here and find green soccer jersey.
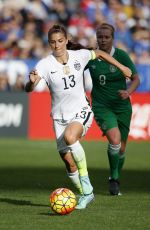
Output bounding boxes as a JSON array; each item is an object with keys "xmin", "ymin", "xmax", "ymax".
[{"xmin": 86, "ymin": 47, "xmax": 137, "ymax": 113}]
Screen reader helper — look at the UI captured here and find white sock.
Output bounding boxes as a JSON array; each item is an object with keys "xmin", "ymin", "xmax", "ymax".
[
  {"xmin": 69, "ymin": 141, "xmax": 88, "ymax": 177},
  {"xmin": 67, "ymin": 170, "xmax": 83, "ymax": 195}
]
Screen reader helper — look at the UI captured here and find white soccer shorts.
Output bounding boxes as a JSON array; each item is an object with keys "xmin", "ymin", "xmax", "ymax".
[{"xmin": 53, "ymin": 106, "xmax": 94, "ymax": 153}]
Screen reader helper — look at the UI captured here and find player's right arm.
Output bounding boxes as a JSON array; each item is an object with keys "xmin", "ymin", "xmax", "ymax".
[
  {"xmin": 93, "ymin": 50, "xmax": 132, "ymax": 78},
  {"xmin": 25, "ymin": 70, "xmax": 41, "ymax": 92}
]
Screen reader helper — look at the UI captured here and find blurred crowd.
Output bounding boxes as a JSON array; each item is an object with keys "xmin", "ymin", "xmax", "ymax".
[{"xmin": 0, "ymin": 0, "xmax": 150, "ymax": 92}]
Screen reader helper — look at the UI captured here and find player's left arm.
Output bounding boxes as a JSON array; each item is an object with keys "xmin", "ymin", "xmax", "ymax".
[
  {"xmin": 118, "ymin": 74, "xmax": 140, "ymax": 99},
  {"xmin": 118, "ymin": 50, "xmax": 140, "ymax": 99},
  {"xmin": 92, "ymin": 50, "xmax": 132, "ymax": 78}
]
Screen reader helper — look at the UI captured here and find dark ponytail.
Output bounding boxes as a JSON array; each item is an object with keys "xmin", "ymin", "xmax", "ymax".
[{"xmin": 67, "ymin": 41, "xmax": 88, "ymax": 50}]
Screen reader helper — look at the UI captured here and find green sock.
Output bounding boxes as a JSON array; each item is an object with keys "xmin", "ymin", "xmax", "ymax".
[
  {"xmin": 118, "ymin": 154, "xmax": 125, "ymax": 178},
  {"xmin": 107, "ymin": 143, "xmax": 121, "ymax": 180}
]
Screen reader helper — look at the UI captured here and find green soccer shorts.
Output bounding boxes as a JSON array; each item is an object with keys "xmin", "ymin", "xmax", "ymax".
[{"xmin": 93, "ymin": 106, "xmax": 132, "ymax": 141}]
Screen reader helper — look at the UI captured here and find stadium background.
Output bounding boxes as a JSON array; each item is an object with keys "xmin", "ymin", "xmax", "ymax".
[
  {"xmin": 0, "ymin": 1, "xmax": 150, "ymax": 229},
  {"xmin": 0, "ymin": 0, "xmax": 150, "ymax": 140}
]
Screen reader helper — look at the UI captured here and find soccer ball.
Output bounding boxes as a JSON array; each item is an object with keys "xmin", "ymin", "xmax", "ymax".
[{"xmin": 50, "ymin": 188, "xmax": 77, "ymax": 215}]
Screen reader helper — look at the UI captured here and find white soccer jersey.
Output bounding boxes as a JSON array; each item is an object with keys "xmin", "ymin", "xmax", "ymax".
[{"xmin": 35, "ymin": 49, "xmax": 94, "ymax": 119}]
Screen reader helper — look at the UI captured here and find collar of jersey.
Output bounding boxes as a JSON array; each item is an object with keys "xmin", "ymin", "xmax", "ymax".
[
  {"xmin": 98, "ymin": 46, "xmax": 115, "ymax": 62},
  {"xmin": 110, "ymin": 46, "xmax": 115, "ymax": 56}
]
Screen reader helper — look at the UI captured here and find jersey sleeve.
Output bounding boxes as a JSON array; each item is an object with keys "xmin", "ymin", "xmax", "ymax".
[
  {"xmin": 35, "ymin": 59, "xmax": 49, "ymax": 86},
  {"xmin": 91, "ymin": 50, "xmax": 96, "ymax": 60},
  {"xmin": 78, "ymin": 49, "xmax": 96, "ymax": 65}
]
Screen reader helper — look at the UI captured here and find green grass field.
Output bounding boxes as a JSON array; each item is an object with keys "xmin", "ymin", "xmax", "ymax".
[{"xmin": 0, "ymin": 138, "xmax": 150, "ymax": 230}]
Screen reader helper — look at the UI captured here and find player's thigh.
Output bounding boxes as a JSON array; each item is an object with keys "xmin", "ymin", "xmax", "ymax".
[
  {"xmin": 72, "ymin": 105, "xmax": 94, "ymax": 137},
  {"xmin": 106, "ymin": 127, "xmax": 121, "ymax": 144},
  {"xmin": 64, "ymin": 121, "xmax": 83, "ymax": 144},
  {"xmin": 53, "ymin": 119, "xmax": 69, "ymax": 153},
  {"xmin": 94, "ymin": 108, "xmax": 118, "ymax": 134}
]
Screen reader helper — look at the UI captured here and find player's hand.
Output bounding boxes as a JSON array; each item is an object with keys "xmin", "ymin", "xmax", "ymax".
[
  {"xmin": 118, "ymin": 90, "xmax": 130, "ymax": 99},
  {"xmin": 29, "ymin": 70, "xmax": 41, "ymax": 83},
  {"xmin": 121, "ymin": 66, "xmax": 132, "ymax": 78}
]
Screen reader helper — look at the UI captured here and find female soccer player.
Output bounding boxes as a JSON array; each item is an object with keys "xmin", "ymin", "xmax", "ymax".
[
  {"xmin": 85, "ymin": 23, "xmax": 140, "ymax": 195},
  {"xmin": 25, "ymin": 24, "xmax": 132, "ymax": 208}
]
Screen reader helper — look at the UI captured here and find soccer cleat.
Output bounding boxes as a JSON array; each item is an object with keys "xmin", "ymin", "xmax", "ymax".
[
  {"xmin": 75, "ymin": 193, "xmax": 94, "ymax": 209},
  {"xmin": 109, "ymin": 178, "xmax": 120, "ymax": 195}
]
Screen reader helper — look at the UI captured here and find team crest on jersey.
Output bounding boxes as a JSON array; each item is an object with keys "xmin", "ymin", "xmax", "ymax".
[
  {"xmin": 102, "ymin": 122, "xmax": 107, "ymax": 131},
  {"xmin": 74, "ymin": 61, "xmax": 81, "ymax": 71},
  {"xmin": 109, "ymin": 65, "xmax": 117, "ymax": 72}
]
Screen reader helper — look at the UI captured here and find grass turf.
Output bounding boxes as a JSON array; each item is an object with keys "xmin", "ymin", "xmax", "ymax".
[{"xmin": 0, "ymin": 139, "xmax": 150, "ymax": 230}]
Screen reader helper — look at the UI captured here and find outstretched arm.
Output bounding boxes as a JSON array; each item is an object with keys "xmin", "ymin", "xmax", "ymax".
[
  {"xmin": 94, "ymin": 50, "xmax": 132, "ymax": 78},
  {"xmin": 25, "ymin": 70, "xmax": 41, "ymax": 92}
]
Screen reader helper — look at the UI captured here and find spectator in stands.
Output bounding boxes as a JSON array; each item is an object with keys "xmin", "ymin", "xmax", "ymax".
[
  {"xmin": 68, "ymin": 10, "xmax": 95, "ymax": 46},
  {"xmin": 48, "ymin": 0, "xmax": 71, "ymax": 26},
  {"xmin": 0, "ymin": 0, "xmax": 149, "ymax": 91},
  {"xmin": 0, "ymin": 72, "xmax": 10, "ymax": 91},
  {"xmin": 82, "ymin": 0, "xmax": 108, "ymax": 24},
  {"xmin": 114, "ymin": 13, "xmax": 134, "ymax": 51},
  {"xmin": 12, "ymin": 74, "xmax": 25, "ymax": 91}
]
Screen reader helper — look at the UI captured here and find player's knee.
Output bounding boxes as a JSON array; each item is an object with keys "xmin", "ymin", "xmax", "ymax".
[
  {"xmin": 64, "ymin": 133, "xmax": 77, "ymax": 145},
  {"xmin": 107, "ymin": 129, "xmax": 121, "ymax": 145},
  {"xmin": 108, "ymin": 143, "xmax": 121, "ymax": 154},
  {"xmin": 109, "ymin": 138, "xmax": 121, "ymax": 146},
  {"xmin": 109, "ymin": 135, "xmax": 121, "ymax": 145}
]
